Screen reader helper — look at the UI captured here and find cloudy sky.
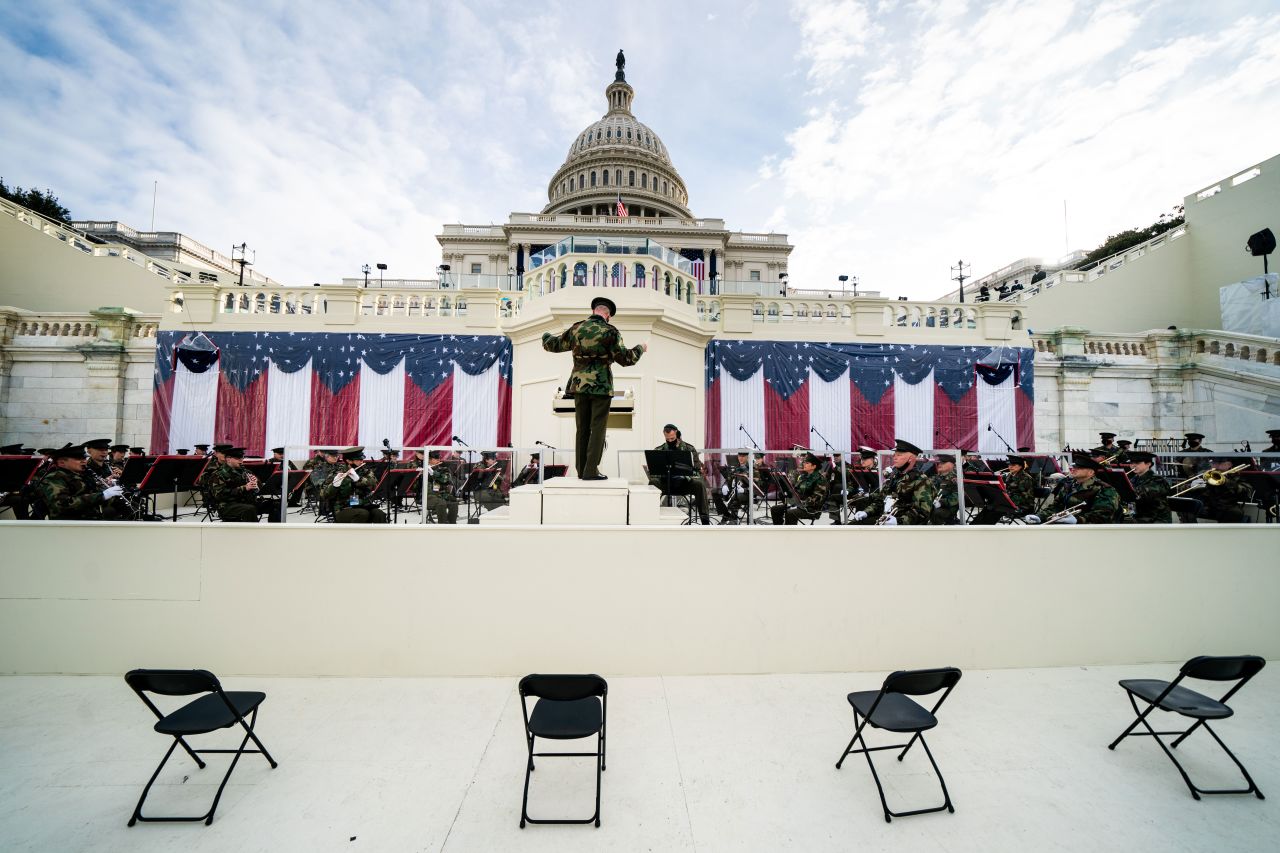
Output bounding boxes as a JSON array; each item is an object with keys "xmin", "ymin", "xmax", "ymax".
[{"xmin": 2, "ymin": 0, "xmax": 1277, "ymax": 298}]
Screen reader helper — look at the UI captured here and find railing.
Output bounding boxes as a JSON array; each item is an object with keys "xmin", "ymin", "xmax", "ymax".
[
  {"xmin": 71, "ymin": 220, "xmax": 282, "ymax": 286},
  {"xmin": 3, "ymin": 309, "xmax": 161, "ymax": 341},
  {"xmin": 526, "ymin": 235, "xmax": 698, "ymax": 276},
  {"xmin": 504, "ymin": 213, "xmax": 728, "ymax": 230},
  {"xmin": 1030, "ymin": 328, "xmax": 1280, "ymax": 367},
  {"xmin": 339, "ymin": 274, "xmax": 516, "ymax": 291}
]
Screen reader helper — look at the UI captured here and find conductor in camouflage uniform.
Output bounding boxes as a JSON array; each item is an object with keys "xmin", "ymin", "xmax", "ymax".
[
  {"xmin": 770, "ymin": 453, "xmax": 827, "ymax": 525},
  {"xmin": 542, "ymin": 296, "xmax": 646, "ymax": 480},
  {"xmin": 1128, "ymin": 451, "xmax": 1171, "ymax": 523},
  {"xmin": 1045, "ymin": 456, "xmax": 1121, "ymax": 523},
  {"xmin": 208, "ymin": 447, "xmax": 283, "ymax": 522},
  {"xmin": 648, "ymin": 424, "xmax": 712, "ymax": 525},
  {"xmin": 35, "ymin": 443, "xmax": 125, "ymax": 520},
  {"xmin": 929, "ymin": 452, "xmax": 960, "ymax": 525},
  {"xmin": 322, "ymin": 447, "xmax": 387, "ymax": 523}
]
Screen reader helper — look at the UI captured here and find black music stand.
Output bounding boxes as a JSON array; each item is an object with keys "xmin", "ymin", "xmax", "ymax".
[
  {"xmin": 1097, "ymin": 469, "xmax": 1137, "ymax": 503},
  {"xmin": 1238, "ymin": 471, "xmax": 1279, "ymax": 523},
  {"xmin": 645, "ymin": 449, "xmax": 696, "ymax": 524},
  {"xmin": 0, "ymin": 457, "xmax": 42, "ymax": 519},
  {"xmin": 244, "ymin": 460, "xmax": 275, "ymax": 485},
  {"xmin": 118, "ymin": 456, "xmax": 156, "ymax": 490},
  {"xmin": 382, "ymin": 469, "xmax": 420, "ymax": 522},
  {"xmin": 543, "ymin": 464, "xmax": 568, "ymax": 481},
  {"xmin": 260, "ymin": 467, "xmax": 308, "ymax": 506},
  {"xmin": 963, "ymin": 476, "xmax": 1019, "ymax": 522},
  {"xmin": 138, "ymin": 456, "xmax": 207, "ymax": 522}
]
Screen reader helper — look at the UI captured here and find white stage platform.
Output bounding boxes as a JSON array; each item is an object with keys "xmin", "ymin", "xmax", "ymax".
[{"xmin": 1, "ymin": 665, "xmax": 1275, "ymax": 852}]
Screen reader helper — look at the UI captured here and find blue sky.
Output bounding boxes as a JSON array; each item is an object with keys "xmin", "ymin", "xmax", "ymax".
[{"xmin": 2, "ymin": 0, "xmax": 1278, "ymax": 298}]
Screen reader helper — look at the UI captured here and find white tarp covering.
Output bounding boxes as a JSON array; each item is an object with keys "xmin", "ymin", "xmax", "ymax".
[{"xmin": 1220, "ymin": 274, "xmax": 1280, "ymax": 337}]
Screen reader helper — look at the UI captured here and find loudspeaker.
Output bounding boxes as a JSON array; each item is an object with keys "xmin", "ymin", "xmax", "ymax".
[{"xmin": 1247, "ymin": 228, "xmax": 1275, "ymax": 256}]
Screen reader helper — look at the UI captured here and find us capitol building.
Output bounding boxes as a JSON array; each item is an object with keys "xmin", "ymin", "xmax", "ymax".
[{"xmin": 0, "ymin": 53, "xmax": 1277, "ymax": 459}]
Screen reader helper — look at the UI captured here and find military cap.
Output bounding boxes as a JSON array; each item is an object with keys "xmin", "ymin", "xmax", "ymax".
[
  {"xmin": 213, "ymin": 443, "xmax": 234, "ymax": 453},
  {"xmin": 591, "ymin": 296, "xmax": 617, "ymax": 317},
  {"xmin": 83, "ymin": 438, "xmax": 112, "ymax": 450},
  {"xmin": 1127, "ymin": 451, "xmax": 1155, "ymax": 463},
  {"xmin": 224, "ymin": 447, "xmax": 246, "ymax": 459},
  {"xmin": 1184, "ymin": 432, "xmax": 1205, "ymax": 440},
  {"xmin": 22, "ymin": 447, "xmax": 37, "ymax": 455},
  {"xmin": 110, "ymin": 443, "xmax": 130, "ymax": 453},
  {"xmin": 0, "ymin": 443, "xmax": 23, "ymax": 454},
  {"xmin": 1116, "ymin": 439, "xmax": 1132, "ymax": 448},
  {"xmin": 1017, "ymin": 446, "xmax": 1032, "ymax": 452},
  {"xmin": 129, "ymin": 447, "xmax": 144, "ymax": 454},
  {"xmin": 49, "ymin": 443, "xmax": 86, "ymax": 460},
  {"xmin": 194, "ymin": 444, "xmax": 210, "ymax": 451},
  {"xmin": 1005, "ymin": 455, "xmax": 1027, "ymax": 467},
  {"xmin": 37, "ymin": 446, "xmax": 58, "ymax": 456},
  {"xmin": 858, "ymin": 446, "xmax": 877, "ymax": 460},
  {"xmin": 933, "ymin": 452, "xmax": 958, "ymax": 464},
  {"xmin": 736, "ymin": 448, "xmax": 750, "ymax": 455},
  {"xmin": 893, "ymin": 438, "xmax": 923, "ymax": 455},
  {"xmin": 1071, "ymin": 456, "xmax": 1102, "ymax": 471},
  {"xmin": 427, "ymin": 450, "xmax": 443, "ymax": 460},
  {"xmin": 271, "ymin": 446, "xmax": 286, "ymax": 455},
  {"xmin": 341, "ymin": 446, "xmax": 365, "ymax": 460},
  {"xmin": 1266, "ymin": 428, "xmax": 1280, "ymax": 438},
  {"xmin": 802, "ymin": 453, "xmax": 822, "ymax": 467},
  {"xmin": 175, "ymin": 448, "xmax": 190, "ymax": 455},
  {"xmin": 1099, "ymin": 432, "xmax": 1116, "ymax": 440},
  {"xmin": 321, "ymin": 448, "xmax": 340, "ymax": 457}
]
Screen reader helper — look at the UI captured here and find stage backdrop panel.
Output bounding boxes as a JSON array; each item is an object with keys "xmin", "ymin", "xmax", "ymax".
[
  {"xmin": 151, "ymin": 331, "xmax": 512, "ymax": 455},
  {"xmin": 705, "ymin": 340, "xmax": 1034, "ymax": 453}
]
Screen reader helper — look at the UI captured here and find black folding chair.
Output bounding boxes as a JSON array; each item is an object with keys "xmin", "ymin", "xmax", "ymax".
[
  {"xmin": 835, "ymin": 667, "xmax": 962, "ymax": 822},
  {"xmin": 123, "ymin": 669, "xmax": 278, "ymax": 826},
  {"xmin": 518, "ymin": 674, "xmax": 608, "ymax": 828},
  {"xmin": 1108, "ymin": 655, "xmax": 1266, "ymax": 800}
]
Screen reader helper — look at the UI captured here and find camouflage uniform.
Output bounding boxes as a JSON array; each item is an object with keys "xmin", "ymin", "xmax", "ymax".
[
  {"xmin": 542, "ymin": 314, "xmax": 643, "ymax": 478},
  {"xmin": 36, "ymin": 467, "xmax": 109, "ymax": 520},
  {"xmin": 929, "ymin": 469, "xmax": 959, "ymax": 525},
  {"xmin": 1131, "ymin": 468, "xmax": 1172, "ymax": 524},
  {"xmin": 81, "ymin": 458, "xmax": 128, "ymax": 519},
  {"xmin": 1049, "ymin": 476, "xmax": 1121, "ymax": 524},
  {"xmin": 424, "ymin": 463, "xmax": 459, "ymax": 524},
  {"xmin": 469, "ymin": 459, "xmax": 507, "ymax": 514},
  {"xmin": 320, "ymin": 461, "xmax": 387, "ymax": 523},
  {"xmin": 770, "ymin": 469, "xmax": 827, "ymax": 525},
  {"xmin": 1199, "ymin": 474, "xmax": 1250, "ymax": 523},
  {"xmin": 208, "ymin": 464, "xmax": 281, "ymax": 522},
  {"xmin": 713, "ymin": 458, "xmax": 751, "ymax": 522},
  {"xmin": 648, "ymin": 439, "xmax": 710, "ymax": 522},
  {"xmin": 886, "ymin": 467, "xmax": 936, "ymax": 525}
]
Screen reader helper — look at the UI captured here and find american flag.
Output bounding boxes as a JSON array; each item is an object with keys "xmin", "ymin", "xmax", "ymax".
[{"xmin": 616, "ymin": 194, "xmax": 628, "ymax": 217}]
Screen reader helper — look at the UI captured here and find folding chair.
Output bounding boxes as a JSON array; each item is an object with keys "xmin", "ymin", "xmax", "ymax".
[
  {"xmin": 1108, "ymin": 655, "xmax": 1265, "ymax": 800},
  {"xmin": 123, "ymin": 669, "xmax": 278, "ymax": 826},
  {"xmin": 835, "ymin": 667, "xmax": 962, "ymax": 822},
  {"xmin": 518, "ymin": 674, "xmax": 607, "ymax": 828}
]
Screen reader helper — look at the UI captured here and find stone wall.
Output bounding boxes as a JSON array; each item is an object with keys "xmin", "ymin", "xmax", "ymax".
[{"xmin": 0, "ymin": 307, "xmax": 159, "ymax": 448}]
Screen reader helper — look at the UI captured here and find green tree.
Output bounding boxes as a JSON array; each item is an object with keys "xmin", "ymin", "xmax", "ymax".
[
  {"xmin": 0, "ymin": 177, "xmax": 72, "ymax": 222},
  {"xmin": 1073, "ymin": 205, "xmax": 1185, "ymax": 271}
]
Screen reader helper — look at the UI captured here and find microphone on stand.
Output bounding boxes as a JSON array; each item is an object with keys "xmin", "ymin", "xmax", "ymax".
[
  {"xmin": 535, "ymin": 440, "xmax": 558, "ymax": 450},
  {"xmin": 451, "ymin": 435, "xmax": 470, "ymax": 447}
]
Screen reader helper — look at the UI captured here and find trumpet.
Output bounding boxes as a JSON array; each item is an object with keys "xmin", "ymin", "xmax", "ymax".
[
  {"xmin": 1040, "ymin": 502, "xmax": 1085, "ymax": 524},
  {"xmin": 1170, "ymin": 463, "xmax": 1248, "ymax": 497}
]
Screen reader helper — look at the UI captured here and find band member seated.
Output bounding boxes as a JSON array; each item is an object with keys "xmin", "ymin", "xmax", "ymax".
[
  {"xmin": 1042, "ymin": 456, "xmax": 1121, "ymax": 524},
  {"xmin": 108, "ymin": 443, "xmax": 130, "ymax": 472},
  {"xmin": 1197, "ymin": 457, "xmax": 1251, "ymax": 523},
  {"xmin": 973, "ymin": 454, "xmax": 1036, "ymax": 524},
  {"xmin": 849, "ymin": 439, "xmax": 936, "ymax": 525},
  {"xmin": 35, "ymin": 443, "xmax": 125, "ymax": 520},
  {"xmin": 1113, "ymin": 439, "xmax": 1133, "ymax": 465},
  {"xmin": 929, "ymin": 453, "xmax": 960, "ymax": 525},
  {"xmin": 1097, "ymin": 431, "xmax": 1119, "ymax": 456},
  {"xmin": 512, "ymin": 452, "xmax": 541, "ymax": 487},
  {"xmin": 82, "ymin": 438, "xmax": 115, "ymax": 483},
  {"xmin": 770, "ymin": 452, "xmax": 827, "ymax": 525},
  {"xmin": 209, "ymin": 447, "xmax": 283, "ymax": 522},
  {"xmin": 322, "ymin": 447, "xmax": 387, "ymax": 524},
  {"xmin": 1178, "ymin": 432, "xmax": 1211, "ymax": 477},
  {"xmin": 471, "ymin": 451, "xmax": 507, "ymax": 513},
  {"xmin": 424, "ymin": 450, "xmax": 460, "ymax": 524},
  {"xmin": 647, "ymin": 423, "xmax": 711, "ymax": 525},
  {"xmin": 1128, "ymin": 451, "xmax": 1171, "ymax": 523},
  {"xmin": 713, "ymin": 449, "xmax": 753, "ymax": 522},
  {"xmin": 268, "ymin": 446, "xmax": 302, "ymax": 506}
]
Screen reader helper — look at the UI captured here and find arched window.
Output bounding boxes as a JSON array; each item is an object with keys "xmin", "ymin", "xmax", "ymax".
[
  {"xmin": 606, "ymin": 128, "xmax": 612, "ymax": 139},
  {"xmin": 578, "ymin": 173, "xmax": 584, "ymax": 189},
  {"xmin": 590, "ymin": 171, "xmax": 597, "ymax": 187},
  {"xmin": 641, "ymin": 173, "xmax": 648, "ymax": 189},
  {"xmin": 634, "ymin": 263, "xmax": 646, "ymax": 286},
  {"xmin": 615, "ymin": 169, "xmax": 621, "ymax": 185},
  {"xmin": 628, "ymin": 170, "xmax": 635, "ymax": 186},
  {"xmin": 602, "ymin": 170, "xmax": 608, "ymax": 186},
  {"xmin": 627, "ymin": 129, "xmax": 632, "ymax": 140},
  {"xmin": 574, "ymin": 262, "xmax": 587, "ymax": 286},
  {"xmin": 663, "ymin": 180, "xmax": 669, "ymax": 195}
]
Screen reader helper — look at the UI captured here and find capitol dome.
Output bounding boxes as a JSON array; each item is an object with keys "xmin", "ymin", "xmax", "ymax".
[{"xmin": 544, "ymin": 53, "xmax": 692, "ymax": 219}]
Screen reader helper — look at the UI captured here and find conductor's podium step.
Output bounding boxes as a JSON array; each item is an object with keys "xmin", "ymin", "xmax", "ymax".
[{"xmin": 509, "ymin": 477, "xmax": 661, "ymax": 525}]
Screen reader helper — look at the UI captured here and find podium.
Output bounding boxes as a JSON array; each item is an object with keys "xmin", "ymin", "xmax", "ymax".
[{"xmin": 508, "ymin": 477, "xmax": 660, "ymax": 525}]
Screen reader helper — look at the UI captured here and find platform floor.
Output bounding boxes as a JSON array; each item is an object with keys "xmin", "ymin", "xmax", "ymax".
[{"xmin": 1, "ymin": 664, "xmax": 1275, "ymax": 852}]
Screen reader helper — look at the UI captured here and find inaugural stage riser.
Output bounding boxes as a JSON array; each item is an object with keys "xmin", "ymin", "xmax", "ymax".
[{"xmin": 1, "ymin": 524, "xmax": 1276, "ymax": 677}]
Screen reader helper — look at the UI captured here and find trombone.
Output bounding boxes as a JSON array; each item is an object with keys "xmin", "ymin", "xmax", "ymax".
[{"xmin": 1170, "ymin": 463, "xmax": 1249, "ymax": 498}]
